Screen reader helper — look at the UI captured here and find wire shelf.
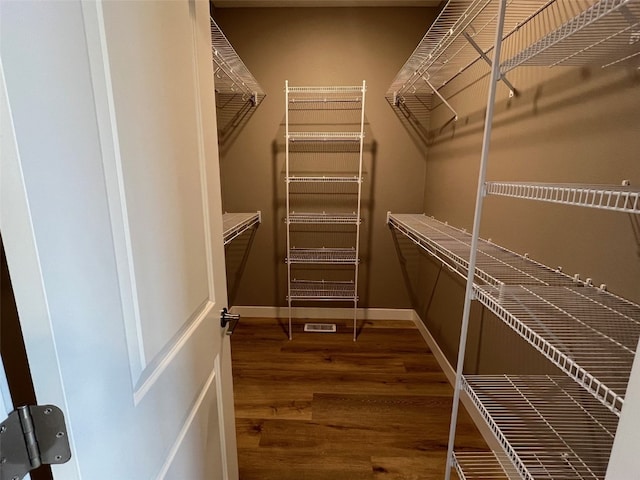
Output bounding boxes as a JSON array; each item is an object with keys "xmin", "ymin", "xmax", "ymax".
[
  {"xmin": 501, "ymin": 0, "xmax": 640, "ymax": 73},
  {"xmin": 288, "ymin": 212, "xmax": 360, "ymax": 225},
  {"xmin": 210, "ymin": 18, "xmax": 265, "ymax": 105},
  {"xmin": 288, "ymin": 132, "xmax": 363, "ymax": 142},
  {"xmin": 475, "ymin": 284, "xmax": 640, "ymax": 413},
  {"xmin": 288, "ymin": 280, "xmax": 357, "ymax": 301},
  {"xmin": 387, "ymin": 0, "xmax": 547, "ymax": 98},
  {"xmin": 387, "ymin": 213, "xmax": 574, "ymax": 287},
  {"xmin": 287, "ymin": 86, "xmax": 365, "ymax": 111},
  {"xmin": 222, "ymin": 212, "xmax": 261, "ymax": 246},
  {"xmin": 452, "ymin": 452, "xmax": 520, "ymax": 479},
  {"xmin": 463, "ymin": 375, "xmax": 618, "ymax": 480},
  {"xmin": 486, "ymin": 181, "xmax": 640, "ymax": 214},
  {"xmin": 287, "ymin": 175, "xmax": 361, "ymax": 184},
  {"xmin": 287, "ymin": 86, "xmax": 365, "ymax": 94},
  {"xmin": 287, "ymin": 248, "xmax": 358, "ymax": 265}
]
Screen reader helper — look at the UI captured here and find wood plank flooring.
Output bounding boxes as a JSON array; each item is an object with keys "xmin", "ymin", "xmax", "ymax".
[{"xmin": 230, "ymin": 318, "xmax": 488, "ymax": 480}]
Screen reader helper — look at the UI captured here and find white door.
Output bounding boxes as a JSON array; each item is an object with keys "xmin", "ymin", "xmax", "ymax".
[{"xmin": 0, "ymin": 1, "xmax": 238, "ymax": 479}]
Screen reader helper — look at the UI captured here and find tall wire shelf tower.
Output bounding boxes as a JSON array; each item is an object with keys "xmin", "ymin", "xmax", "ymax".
[{"xmin": 285, "ymin": 81, "xmax": 367, "ymax": 341}]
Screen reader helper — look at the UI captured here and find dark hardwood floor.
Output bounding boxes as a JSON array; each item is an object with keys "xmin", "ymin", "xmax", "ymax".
[{"xmin": 230, "ymin": 318, "xmax": 488, "ymax": 480}]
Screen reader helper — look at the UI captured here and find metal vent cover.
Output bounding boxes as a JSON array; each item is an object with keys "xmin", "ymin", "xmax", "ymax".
[{"xmin": 303, "ymin": 323, "xmax": 337, "ymax": 333}]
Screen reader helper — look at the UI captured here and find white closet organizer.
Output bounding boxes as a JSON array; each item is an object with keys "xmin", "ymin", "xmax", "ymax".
[
  {"xmin": 210, "ymin": 18, "xmax": 265, "ymax": 107},
  {"xmin": 386, "ymin": 0, "xmax": 640, "ymax": 478},
  {"xmin": 284, "ymin": 82, "xmax": 366, "ymax": 341},
  {"xmin": 210, "ymin": 18, "xmax": 265, "ymax": 143},
  {"xmin": 222, "ymin": 211, "xmax": 261, "ymax": 246}
]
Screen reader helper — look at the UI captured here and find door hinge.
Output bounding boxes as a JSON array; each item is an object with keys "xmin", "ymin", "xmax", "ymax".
[{"xmin": 0, "ymin": 405, "xmax": 71, "ymax": 480}]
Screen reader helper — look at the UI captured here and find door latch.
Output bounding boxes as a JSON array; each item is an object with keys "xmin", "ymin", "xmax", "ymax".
[
  {"xmin": 0, "ymin": 404, "xmax": 71, "ymax": 480},
  {"xmin": 220, "ymin": 308, "xmax": 240, "ymax": 335}
]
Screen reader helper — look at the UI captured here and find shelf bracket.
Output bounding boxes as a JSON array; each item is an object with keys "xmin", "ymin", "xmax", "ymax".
[
  {"xmin": 422, "ymin": 77, "xmax": 458, "ymax": 121},
  {"xmin": 463, "ymin": 31, "xmax": 517, "ymax": 98},
  {"xmin": 620, "ymin": 6, "xmax": 640, "ymax": 47},
  {"xmin": 392, "ymin": 91, "xmax": 403, "ymax": 107}
]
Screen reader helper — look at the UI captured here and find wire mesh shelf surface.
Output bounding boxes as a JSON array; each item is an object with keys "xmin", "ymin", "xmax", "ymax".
[
  {"xmin": 485, "ymin": 181, "xmax": 640, "ymax": 213},
  {"xmin": 463, "ymin": 375, "xmax": 618, "ymax": 480},
  {"xmin": 387, "ymin": 0, "xmax": 640, "ymax": 109},
  {"xmin": 288, "ymin": 280, "xmax": 357, "ymax": 301},
  {"xmin": 474, "ymin": 284, "xmax": 640, "ymax": 413},
  {"xmin": 222, "ymin": 212, "xmax": 260, "ymax": 246},
  {"xmin": 387, "ymin": 0, "xmax": 547, "ymax": 98},
  {"xmin": 388, "ymin": 213, "xmax": 574, "ymax": 287},
  {"xmin": 500, "ymin": 0, "xmax": 640, "ymax": 73},
  {"xmin": 287, "ymin": 86, "xmax": 365, "ymax": 113},
  {"xmin": 452, "ymin": 452, "xmax": 520, "ymax": 479},
  {"xmin": 287, "ymin": 248, "xmax": 358, "ymax": 265},
  {"xmin": 287, "ymin": 85, "xmax": 365, "ymax": 94},
  {"xmin": 288, "ymin": 212, "xmax": 360, "ymax": 225},
  {"xmin": 287, "ymin": 175, "xmax": 361, "ymax": 183},
  {"xmin": 288, "ymin": 132, "xmax": 363, "ymax": 142},
  {"xmin": 210, "ymin": 18, "xmax": 265, "ymax": 104}
]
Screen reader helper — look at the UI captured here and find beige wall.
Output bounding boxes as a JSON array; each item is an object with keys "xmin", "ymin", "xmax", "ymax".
[
  {"xmin": 214, "ymin": 7, "xmax": 437, "ymax": 308},
  {"xmin": 413, "ymin": 59, "xmax": 640, "ymax": 372}
]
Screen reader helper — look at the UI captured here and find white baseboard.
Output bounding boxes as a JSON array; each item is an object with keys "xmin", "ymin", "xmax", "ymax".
[{"xmin": 228, "ymin": 305, "xmax": 416, "ymax": 321}]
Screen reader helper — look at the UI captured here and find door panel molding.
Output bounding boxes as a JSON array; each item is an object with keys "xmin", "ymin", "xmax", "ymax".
[
  {"xmin": 81, "ymin": 0, "xmax": 147, "ymax": 382},
  {"xmin": 134, "ymin": 299, "xmax": 213, "ymax": 404},
  {"xmin": 154, "ymin": 366, "xmax": 219, "ymax": 480}
]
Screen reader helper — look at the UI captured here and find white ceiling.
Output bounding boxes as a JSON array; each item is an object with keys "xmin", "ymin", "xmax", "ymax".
[{"xmin": 212, "ymin": 0, "xmax": 442, "ymax": 7}]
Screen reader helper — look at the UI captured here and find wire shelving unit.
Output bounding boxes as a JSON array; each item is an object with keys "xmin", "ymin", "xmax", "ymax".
[
  {"xmin": 452, "ymin": 452, "xmax": 520, "ymax": 479},
  {"xmin": 388, "ymin": 212, "xmax": 640, "ymax": 414},
  {"xmin": 222, "ymin": 211, "xmax": 261, "ymax": 246},
  {"xmin": 485, "ymin": 182, "xmax": 640, "ymax": 214},
  {"xmin": 386, "ymin": 0, "xmax": 640, "ymax": 478},
  {"xmin": 386, "ymin": 0, "xmax": 640, "ymax": 138},
  {"xmin": 475, "ymin": 284, "xmax": 640, "ymax": 414},
  {"xmin": 387, "ymin": 213, "xmax": 575, "ymax": 287},
  {"xmin": 210, "ymin": 18, "xmax": 265, "ymax": 107},
  {"xmin": 288, "ymin": 212, "xmax": 361, "ymax": 225},
  {"xmin": 285, "ymin": 81, "xmax": 366, "ymax": 340},
  {"xmin": 287, "ymin": 248, "xmax": 359, "ymax": 265},
  {"xmin": 463, "ymin": 375, "xmax": 618, "ymax": 480},
  {"xmin": 210, "ymin": 17, "xmax": 265, "ymax": 145},
  {"xmin": 500, "ymin": 0, "xmax": 640, "ymax": 72},
  {"xmin": 288, "ymin": 132, "xmax": 362, "ymax": 143},
  {"xmin": 288, "ymin": 280, "xmax": 357, "ymax": 301},
  {"xmin": 287, "ymin": 175, "xmax": 361, "ymax": 184}
]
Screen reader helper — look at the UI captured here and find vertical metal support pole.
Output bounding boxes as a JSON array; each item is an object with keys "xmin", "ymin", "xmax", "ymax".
[
  {"xmin": 444, "ymin": 1, "xmax": 507, "ymax": 479},
  {"xmin": 353, "ymin": 80, "xmax": 366, "ymax": 341},
  {"xmin": 285, "ymin": 81, "xmax": 292, "ymax": 340}
]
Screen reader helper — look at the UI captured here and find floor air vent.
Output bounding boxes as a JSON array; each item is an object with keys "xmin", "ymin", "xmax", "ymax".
[{"xmin": 304, "ymin": 323, "xmax": 337, "ymax": 333}]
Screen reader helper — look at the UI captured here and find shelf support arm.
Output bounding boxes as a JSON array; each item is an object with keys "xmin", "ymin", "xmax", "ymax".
[
  {"xmin": 444, "ymin": 1, "xmax": 508, "ymax": 479},
  {"xmin": 463, "ymin": 31, "xmax": 517, "ymax": 97},
  {"xmin": 422, "ymin": 77, "xmax": 458, "ymax": 121}
]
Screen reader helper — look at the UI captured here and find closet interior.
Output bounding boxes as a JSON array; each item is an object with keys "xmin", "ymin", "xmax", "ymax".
[
  {"xmin": 385, "ymin": 0, "xmax": 640, "ymax": 478},
  {"xmin": 212, "ymin": 1, "xmax": 640, "ymax": 478},
  {"xmin": 284, "ymin": 81, "xmax": 367, "ymax": 340}
]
